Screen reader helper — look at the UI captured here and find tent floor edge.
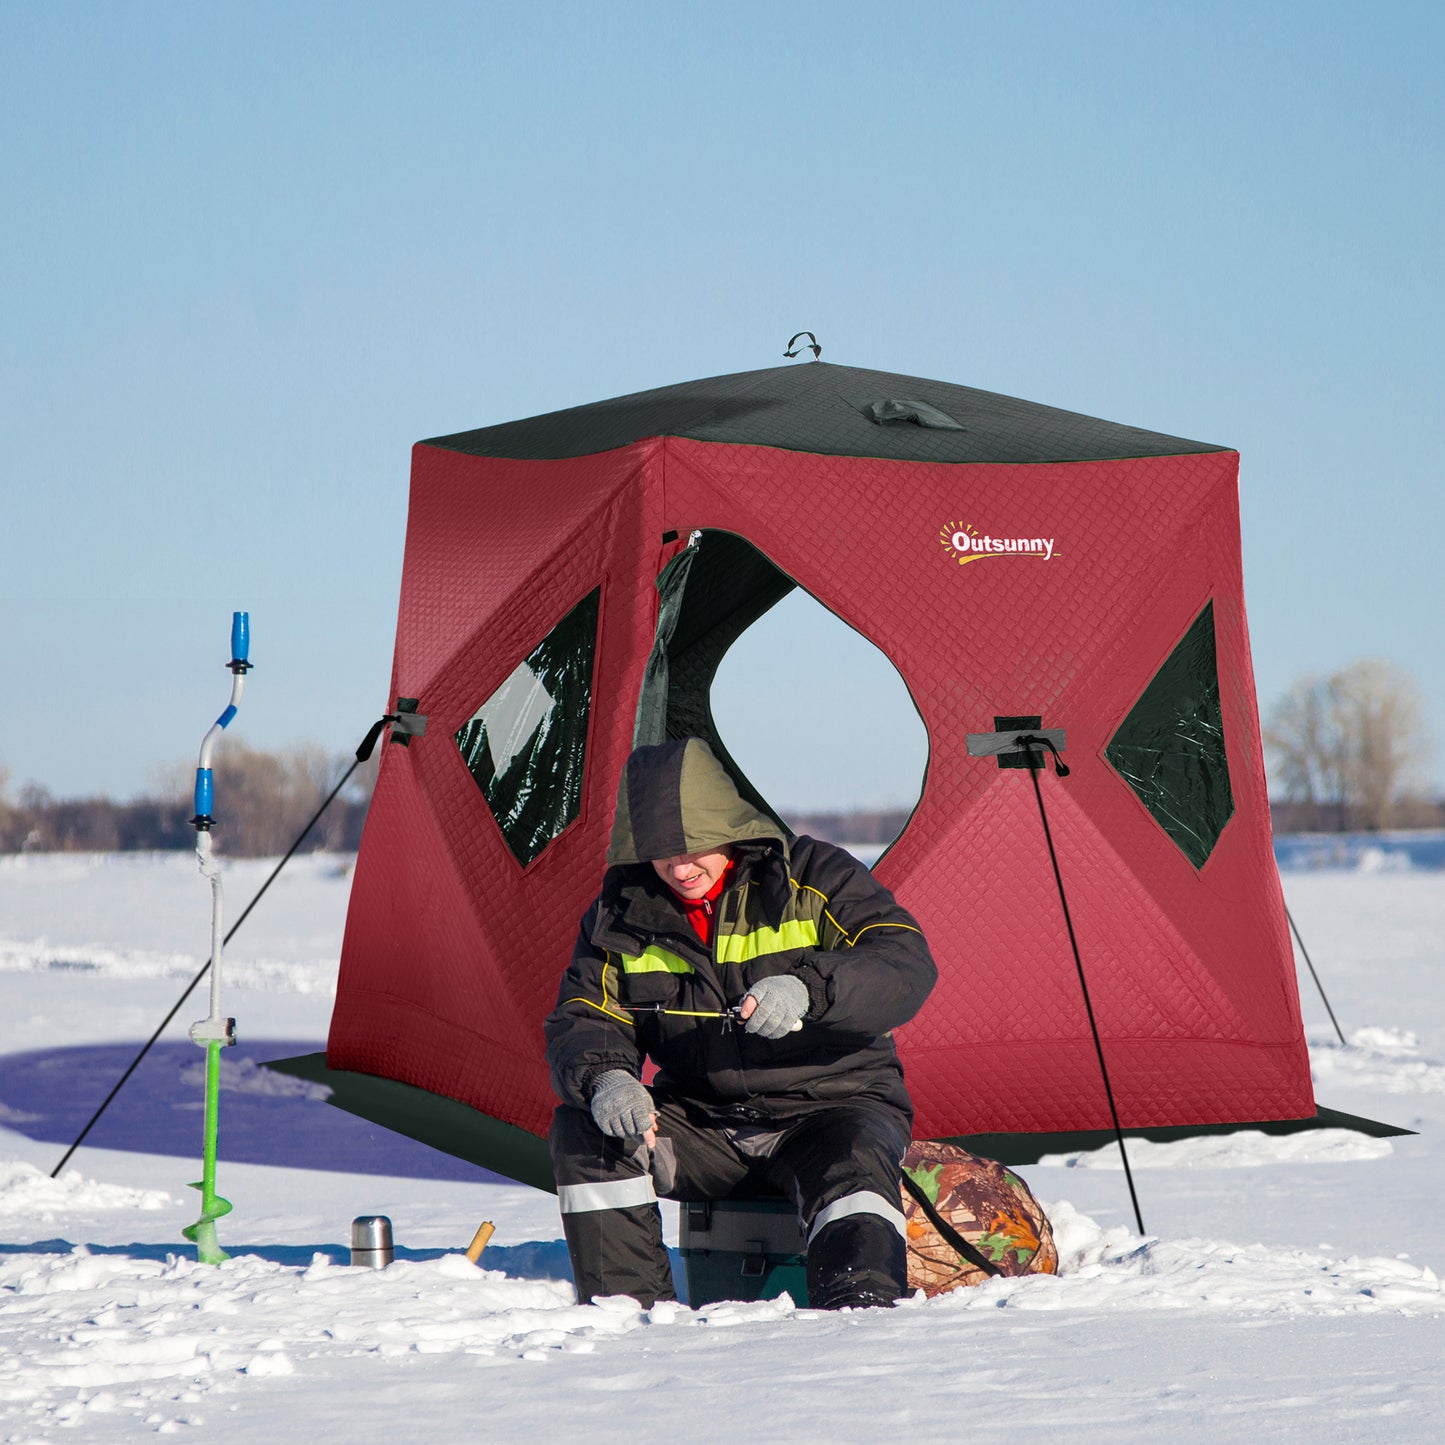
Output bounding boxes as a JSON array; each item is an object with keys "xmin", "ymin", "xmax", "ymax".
[
  {"xmin": 939, "ymin": 1105, "xmax": 1414, "ymax": 1167},
  {"xmin": 259, "ymin": 1055, "xmax": 1408, "ymax": 1182}
]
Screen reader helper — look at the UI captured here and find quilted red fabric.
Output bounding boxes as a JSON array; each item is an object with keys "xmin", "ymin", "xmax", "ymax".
[{"xmin": 328, "ymin": 412, "xmax": 1312, "ymax": 1144}]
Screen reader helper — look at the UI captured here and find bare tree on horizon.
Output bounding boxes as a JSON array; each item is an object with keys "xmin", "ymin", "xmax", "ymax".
[{"xmin": 1265, "ymin": 659, "xmax": 1433, "ymax": 831}]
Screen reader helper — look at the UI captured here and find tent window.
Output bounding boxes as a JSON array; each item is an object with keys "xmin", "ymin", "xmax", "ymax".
[
  {"xmin": 455, "ymin": 588, "xmax": 600, "ymax": 866},
  {"xmin": 1105, "ymin": 601, "xmax": 1235, "ymax": 868}
]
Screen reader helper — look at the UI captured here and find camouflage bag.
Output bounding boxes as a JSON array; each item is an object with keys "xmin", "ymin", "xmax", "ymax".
[{"xmin": 900, "ymin": 1140, "xmax": 1059, "ymax": 1296}]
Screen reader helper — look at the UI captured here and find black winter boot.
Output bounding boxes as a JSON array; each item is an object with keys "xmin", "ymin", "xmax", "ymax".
[{"xmin": 806, "ymin": 1215, "xmax": 907, "ymax": 1309}]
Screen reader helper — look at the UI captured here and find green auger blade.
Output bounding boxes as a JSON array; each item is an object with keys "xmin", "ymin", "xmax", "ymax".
[
  {"xmin": 184, "ymin": 1183, "xmax": 234, "ymax": 1220},
  {"xmin": 185, "ymin": 1037, "xmax": 233, "ymax": 1263},
  {"xmin": 184, "ymin": 1184, "xmax": 233, "ymax": 1264}
]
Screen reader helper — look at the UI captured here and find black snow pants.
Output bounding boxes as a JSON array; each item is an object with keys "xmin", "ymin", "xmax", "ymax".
[{"xmin": 549, "ymin": 1088, "xmax": 911, "ymax": 1310}]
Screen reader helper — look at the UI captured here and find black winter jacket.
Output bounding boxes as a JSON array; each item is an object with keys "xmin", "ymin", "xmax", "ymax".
[{"xmin": 544, "ymin": 740, "xmax": 937, "ymax": 1119}]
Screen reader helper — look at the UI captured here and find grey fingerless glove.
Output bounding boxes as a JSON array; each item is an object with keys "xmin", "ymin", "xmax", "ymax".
[
  {"xmin": 742, "ymin": 975, "xmax": 809, "ymax": 1039},
  {"xmin": 589, "ymin": 1069, "xmax": 656, "ymax": 1138}
]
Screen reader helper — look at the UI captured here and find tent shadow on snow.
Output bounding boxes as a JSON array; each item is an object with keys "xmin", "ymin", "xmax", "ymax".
[
  {"xmin": 0, "ymin": 1237, "xmax": 578, "ymax": 1283},
  {"xmin": 0, "ymin": 1040, "xmax": 507, "ymax": 1183}
]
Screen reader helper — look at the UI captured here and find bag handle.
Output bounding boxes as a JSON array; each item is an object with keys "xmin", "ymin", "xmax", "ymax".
[{"xmin": 901, "ymin": 1169, "xmax": 1004, "ymax": 1279}]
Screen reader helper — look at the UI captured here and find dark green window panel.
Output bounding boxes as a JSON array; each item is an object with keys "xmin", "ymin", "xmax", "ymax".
[
  {"xmin": 455, "ymin": 589, "xmax": 600, "ymax": 867},
  {"xmin": 1105, "ymin": 602, "xmax": 1234, "ymax": 868}
]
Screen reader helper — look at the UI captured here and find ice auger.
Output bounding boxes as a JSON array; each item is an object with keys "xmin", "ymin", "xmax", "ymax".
[{"xmin": 182, "ymin": 611, "xmax": 251, "ymax": 1264}]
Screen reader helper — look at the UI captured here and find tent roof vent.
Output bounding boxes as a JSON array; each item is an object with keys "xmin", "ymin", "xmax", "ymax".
[{"xmin": 855, "ymin": 397, "xmax": 966, "ymax": 430}]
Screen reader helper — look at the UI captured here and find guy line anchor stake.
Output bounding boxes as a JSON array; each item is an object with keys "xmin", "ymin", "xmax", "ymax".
[{"xmin": 182, "ymin": 611, "xmax": 252, "ymax": 1265}]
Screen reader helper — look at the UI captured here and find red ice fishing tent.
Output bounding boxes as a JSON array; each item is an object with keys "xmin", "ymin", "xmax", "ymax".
[{"xmin": 312, "ymin": 359, "xmax": 1329, "ymax": 1188}]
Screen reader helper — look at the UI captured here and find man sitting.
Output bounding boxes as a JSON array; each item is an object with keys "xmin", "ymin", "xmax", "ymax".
[{"xmin": 545, "ymin": 737, "xmax": 937, "ymax": 1309}]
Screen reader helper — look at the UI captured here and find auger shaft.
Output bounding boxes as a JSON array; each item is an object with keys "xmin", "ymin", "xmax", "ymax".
[{"xmin": 183, "ymin": 611, "xmax": 251, "ymax": 1263}]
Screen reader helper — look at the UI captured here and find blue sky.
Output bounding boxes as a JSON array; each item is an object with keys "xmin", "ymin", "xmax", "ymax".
[{"xmin": 3, "ymin": 1, "xmax": 1442, "ymax": 811}]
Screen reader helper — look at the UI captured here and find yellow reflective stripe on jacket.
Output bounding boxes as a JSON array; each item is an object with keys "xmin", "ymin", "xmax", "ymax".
[
  {"xmin": 562, "ymin": 956, "xmax": 634, "ymax": 1025},
  {"xmin": 618, "ymin": 944, "xmax": 695, "ymax": 975},
  {"xmin": 715, "ymin": 918, "xmax": 819, "ymax": 964}
]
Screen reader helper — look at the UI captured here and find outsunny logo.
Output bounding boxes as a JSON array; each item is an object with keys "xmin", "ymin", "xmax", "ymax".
[{"xmin": 940, "ymin": 521, "xmax": 1059, "ymax": 567}]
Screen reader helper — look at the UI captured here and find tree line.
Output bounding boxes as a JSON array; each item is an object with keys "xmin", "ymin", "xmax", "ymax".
[
  {"xmin": 1, "ymin": 660, "xmax": 1437, "ymax": 855},
  {"xmin": 0, "ymin": 744, "xmax": 377, "ymax": 857}
]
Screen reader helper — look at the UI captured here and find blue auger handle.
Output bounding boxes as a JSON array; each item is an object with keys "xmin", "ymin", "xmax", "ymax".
[
  {"xmin": 231, "ymin": 611, "xmax": 250, "ymax": 667},
  {"xmin": 194, "ymin": 768, "xmax": 214, "ymax": 819},
  {"xmin": 192, "ymin": 612, "xmax": 250, "ymax": 826}
]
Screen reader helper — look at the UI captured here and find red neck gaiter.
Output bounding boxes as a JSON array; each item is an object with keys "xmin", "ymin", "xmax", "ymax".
[{"xmin": 673, "ymin": 860, "xmax": 734, "ymax": 946}]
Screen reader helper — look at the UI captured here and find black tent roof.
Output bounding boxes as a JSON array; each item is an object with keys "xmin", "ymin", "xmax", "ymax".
[{"xmin": 423, "ymin": 361, "xmax": 1228, "ymax": 465}]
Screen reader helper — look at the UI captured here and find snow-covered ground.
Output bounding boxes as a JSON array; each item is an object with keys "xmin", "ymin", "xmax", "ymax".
[{"xmin": 1, "ymin": 850, "xmax": 1443, "ymax": 1442}]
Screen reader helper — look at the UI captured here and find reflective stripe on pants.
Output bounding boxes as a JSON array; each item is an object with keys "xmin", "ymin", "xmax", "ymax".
[
  {"xmin": 807, "ymin": 1188, "xmax": 907, "ymax": 1245},
  {"xmin": 558, "ymin": 1175, "xmax": 658, "ymax": 1214}
]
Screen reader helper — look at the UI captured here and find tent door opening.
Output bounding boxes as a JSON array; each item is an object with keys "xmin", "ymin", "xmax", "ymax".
[{"xmin": 632, "ymin": 529, "xmax": 928, "ymax": 855}]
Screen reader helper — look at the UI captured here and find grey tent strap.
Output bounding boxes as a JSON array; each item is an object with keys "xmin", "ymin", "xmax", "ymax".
[{"xmin": 900, "ymin": 1169, "xmax": 1003, "ymax": 1278}]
